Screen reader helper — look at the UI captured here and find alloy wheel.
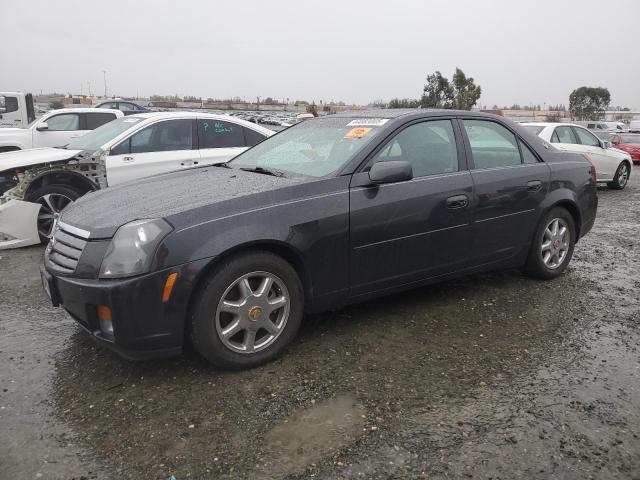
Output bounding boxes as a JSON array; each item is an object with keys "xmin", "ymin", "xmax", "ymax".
[
  {"xmin": 215, "ymin": 271, "xmax": 290, "ymax": 354},
  {"xmin": 540, "ymin": 218, "xmax": 569, "ymax": 269},
  {"xmin": 35, "ymin": 193, "xmax": 74, "ymax": 238},
  {"xmin": 617, "ymin": 163, "xmax": 628, "ymax": 188}
]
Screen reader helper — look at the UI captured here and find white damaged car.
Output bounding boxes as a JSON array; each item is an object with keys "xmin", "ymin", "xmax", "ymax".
[{"xmin": 0, "ymin": 112, "xmax": 273, "ymax": 249}]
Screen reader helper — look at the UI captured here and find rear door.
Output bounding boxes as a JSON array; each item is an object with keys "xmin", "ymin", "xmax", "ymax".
[
  {"xmin": 197, "ymin": 119, "xmax": 260, "ymax": 165},
  {"xmin": 461, "ymin": 118, "xmax": 550, "ymax": 266},
  {"xmin": 105, "ymin": 118, "xmax": 198, "ymax": 186},
  {"xmin": 349, "ymin": 118, "xmax": 473, "ymax": 297},
  {"xmin": 572, "ymin": 126, "xmax": 618, "ymax": 179}
]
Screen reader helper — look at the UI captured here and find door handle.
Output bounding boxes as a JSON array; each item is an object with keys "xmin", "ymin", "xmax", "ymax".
[
  {"xmin": 123, "ymin": 156, "xmax": 134, "ymax": 162},
  {"xmin": 527, "ymin": 180, "xmax": 542, "ymax": 192},
  {"xmin": 180, "ymin": 160, "xmax": 199, "ymax": 166},
  {"xmin": 446, "ymin": 194, "xmax": 469, "ymax": 209}
]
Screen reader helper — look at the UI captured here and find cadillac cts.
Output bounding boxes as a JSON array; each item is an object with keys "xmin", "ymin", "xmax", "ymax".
[{"xmin": 41, "ymin": 110, "xmax": 598, "ymax": 369}]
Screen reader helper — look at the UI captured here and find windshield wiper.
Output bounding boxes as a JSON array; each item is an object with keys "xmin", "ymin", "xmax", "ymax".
[
  {"xmin": 213, "ymin": 161, "xmax": 232, "ymax": 168},
  {"xmin": 239, "ymin": 166, "xmax": 287, "ymax": 177}
]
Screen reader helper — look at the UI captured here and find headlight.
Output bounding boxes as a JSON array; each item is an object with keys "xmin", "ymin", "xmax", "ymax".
[{"xmin": 99, "ymin": 219, "xmax": 172, "ymax": 278}]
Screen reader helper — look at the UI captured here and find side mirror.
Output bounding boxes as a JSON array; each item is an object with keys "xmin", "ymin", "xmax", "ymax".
[
  {"xmin": 369, "ymin": 160, "xmax": 413, "ymax": 184},
  {"xmin": 602, "ymin": 141, "xmax": 611, "ymax": 149},
  {"xmin": 36, "ymin": 122, "xmax": 49, "ymax": 131}
]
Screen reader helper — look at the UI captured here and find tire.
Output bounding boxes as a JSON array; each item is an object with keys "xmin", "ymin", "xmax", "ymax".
[
  {"xmin": 607, "ymin": 162, "xmax": 630, "ymax": 190},
  {"xmin": 25, "ymin": 185, "xmax": 83, "ymax": 244},
  {"xmin": 522, "ymin": 207, "xmax": 576, "ymax": 280},
  {"xmin": 189, "ymin": 250, "xmax": 304, "ymax": 369}
]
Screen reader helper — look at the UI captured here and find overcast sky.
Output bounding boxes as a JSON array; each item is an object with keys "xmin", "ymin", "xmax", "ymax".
[{"xmin": 3, "ymin": 0, "xmax": 639, "ymax": 108}]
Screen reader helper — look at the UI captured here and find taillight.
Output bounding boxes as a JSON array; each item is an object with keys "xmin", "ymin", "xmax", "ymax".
[{"xmin": 582, "ymin": 154, "xmax": 597, "ymax": 184}]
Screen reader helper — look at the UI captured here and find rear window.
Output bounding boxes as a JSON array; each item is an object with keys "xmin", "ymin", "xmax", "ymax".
[{"xmin": 84, "ymin": 112, "xmax": 117, "ymax": 130}]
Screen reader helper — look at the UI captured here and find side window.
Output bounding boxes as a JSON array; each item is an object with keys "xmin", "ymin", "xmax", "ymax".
[
  {"xmin": 0, "ymin": 96, "xmax": 19, "ymax": 113},
  {"xmin": 243, "ymin": 127, "xmax": 267, "ymax": 147},
  {"xmin": 587, "ymin": 123, "xmax": 595, "ymax": 129},
  {"xmin": 45, "ymin": 114, "xmax": 80, "ymax": 131},
  {"xmin": 98, "ymin": 102, "xmax": 116, "ymax": 109},
  {"xmin": 128, "ymin": 119, "xmax": 193, "ymax": 153},
  {"xmin": 84, "ymin": 112, "xmax": 117, "ymax": 130},
  {"xmin": 110, "ymin": 139, "xmax": 130, "ymax": 155},
  {"xmin": 198, "ymin": 119, "xmax": 245, "ymax": 148},
  {"xmin": 118, "ymin": 103, "xmax": 135, "ymax": 112},
  {"xmin": 463, "ymin": 120, "xmax": 521, "ymax": 169},
  {"xmin": 573, "ymin": 127, "xmax": 600, "ymax": 147},
  {"xmin": 519, "ymin": 140, "xmax": 539, "ymax": 164},
  {"xmin": 553, "ymin": 126, "xmax": 576, "ymax": 144},
  {"xmin": 369, "ymin": 119, "xmax": 458, "ymax": 177}
]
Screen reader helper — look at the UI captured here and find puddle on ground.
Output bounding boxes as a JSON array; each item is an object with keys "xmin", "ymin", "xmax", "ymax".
[{"xmin": 257, "ymin": 395, "xmax": 365, "ymax": 477}]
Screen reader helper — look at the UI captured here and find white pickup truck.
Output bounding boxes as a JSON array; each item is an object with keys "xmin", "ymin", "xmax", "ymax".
[{"xmin": 0, "ymin": 103, "xmax": 123, "ymax": 152}]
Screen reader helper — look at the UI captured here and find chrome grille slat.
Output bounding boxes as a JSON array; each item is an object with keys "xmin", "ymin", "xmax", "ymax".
[
  {"xmin": 46, "ymin": 224, "xmax": 88, "ymax": 274},
  {"xmin": 51, "ymin": 241, "xmax": 82, "ymax": 260}
]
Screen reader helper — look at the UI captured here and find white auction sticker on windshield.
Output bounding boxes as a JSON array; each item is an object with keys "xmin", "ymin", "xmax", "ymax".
[{"xmin": 346, "ymin": 119, "xmax": 389, "ymax": 127}]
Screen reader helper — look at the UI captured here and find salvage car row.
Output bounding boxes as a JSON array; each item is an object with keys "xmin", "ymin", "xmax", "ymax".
[{"xmin": 0, "ymin": 112, "xmax": 273, "ymax": 247}]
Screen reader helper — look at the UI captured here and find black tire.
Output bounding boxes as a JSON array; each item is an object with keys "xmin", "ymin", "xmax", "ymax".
[
  {"xmin": 189, "ymin": 250, "xmax": 304, "ymax": 369},
  {"xmin": 25, "ymin": 184, "xmax": 83, "ymax": 244},
  {"xmin": 607, "ymin": 162, "xmax": 630, "ymax": 190},
  {"xmin": 522, "ymin": 207, "xmax": 576, "ymax": 280}
]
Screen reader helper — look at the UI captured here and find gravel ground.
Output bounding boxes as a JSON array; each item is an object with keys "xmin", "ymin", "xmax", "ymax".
[{"xmin": 1, "ymin": 166, "xmax": 639, "ymax": 479}]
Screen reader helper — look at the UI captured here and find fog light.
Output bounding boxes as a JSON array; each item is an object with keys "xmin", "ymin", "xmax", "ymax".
[{"xmin": 97, "ymin": 305, "xmax": 113, "ymax": 336}]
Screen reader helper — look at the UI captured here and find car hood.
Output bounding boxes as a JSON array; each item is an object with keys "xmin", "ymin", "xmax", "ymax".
[
  {"xmin": 0, "ymin": 147, "xmax": 83, "ymax": 171},
  {"xmin": 60, "ymin": 166, "xmax": 301, "ymax": 238},
  {"xmin": 609, "ymin": 147, "xmax": 632, "ymax": 159}
]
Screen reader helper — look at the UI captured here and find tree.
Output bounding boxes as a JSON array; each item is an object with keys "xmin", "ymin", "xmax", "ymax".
[
  {"xmin": 451, "ymin": 68, "xmax": 482, "ymax": 110},
  {"xmin": 388, "ymin": 98, "xmax": 420, "ymax": 108},
  {"xmin": 420, "ymin": 68, "xmax": 481, "ymax": 110},
  {"xmin": 420, "ymin": 71, "xmax": 454, "ymax": 108},
  {"xmin": 569, "ymin": 86, "xmax": 610, "ymax": 121},
  {"xmin": 306, "ymin": 103, "xmax": 318, "ymax": 117}
]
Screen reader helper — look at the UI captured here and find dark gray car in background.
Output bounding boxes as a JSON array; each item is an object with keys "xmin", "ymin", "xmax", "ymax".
[{"xmin": 41, "ymin": 110, "xmax": 598, "ymax": 369}]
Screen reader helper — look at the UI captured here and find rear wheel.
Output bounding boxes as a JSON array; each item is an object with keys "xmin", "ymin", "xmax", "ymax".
[
  {"xmin": 189, "ymin": 251, "xmax": 304, "ymax": 369},
  {"xmin": 25, "ymin": 185, "xmax": 83, "ymax": 243},
  {"xmin": 607, "ymin": 162, "xmax": 629, "ymax": 190},
  {"xmin": 523, "ymin": 207, "xmax": 575, "ymax": 279}
]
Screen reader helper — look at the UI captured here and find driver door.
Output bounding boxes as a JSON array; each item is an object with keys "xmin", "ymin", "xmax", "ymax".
[
  {"xmin": 32, "ymin": 113, "xmax": 85, "ymax": 148},
  {"xmin": 349, "ymin": 119, "xmax": 473, "ymax": 297}
]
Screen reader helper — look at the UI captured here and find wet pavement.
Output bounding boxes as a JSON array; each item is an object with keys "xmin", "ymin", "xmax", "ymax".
[{"xmin": 1, "ymin": 167, "xmax": 639, "ymax": 479}]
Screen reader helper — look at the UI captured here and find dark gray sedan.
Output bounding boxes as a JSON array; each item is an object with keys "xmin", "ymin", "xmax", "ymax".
[{"xmin": 41, "ymin": 110, "xmax": 598, "ymax": 369}]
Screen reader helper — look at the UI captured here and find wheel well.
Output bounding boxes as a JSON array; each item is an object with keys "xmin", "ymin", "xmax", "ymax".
[
  {"xmin": 0, "ymin": 146, "xmax": 21, "ymax": 153},
  {"xmin": 553, "ymin": 200, "xmax": 582, "ymax": 239},
  {"xmin": 185, "ymin": 241, "xmax": 311, "ymax": 319},
  {"xmin": 24, "ymin": 171, "xmax": 98, "ymax": 198}
]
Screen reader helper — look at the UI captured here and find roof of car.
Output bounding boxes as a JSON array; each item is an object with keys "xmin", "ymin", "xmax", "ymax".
[
  {"xmin": 122, "ymin": 111, "xmax": 274, "ymax": 133},
  {"xmin": 523, "ymin": 122, "xmax": 578, "ymax": 127},
  {"xmin": 54, "ymin": 107, "xmax": 121, "ymax": 114},
  {"xmin": 331, "ymin": 109, "xmax": 502, "ymax": 119}
]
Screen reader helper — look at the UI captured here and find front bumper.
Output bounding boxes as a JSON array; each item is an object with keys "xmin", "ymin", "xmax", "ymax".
[
  {"xmin": 0, "ymin": 198, "xmax": 41, "ymax": 249},
  {"xmin": 42, "ymin": 258, "xmax": 211, "ymax": 361}
]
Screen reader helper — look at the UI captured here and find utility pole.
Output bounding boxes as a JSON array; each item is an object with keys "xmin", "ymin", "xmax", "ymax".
[{"xmin": 103, "ymin": 70, "xmax": 107, "ymax": 98}]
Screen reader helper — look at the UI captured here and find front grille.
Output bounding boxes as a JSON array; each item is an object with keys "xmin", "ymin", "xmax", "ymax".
[{"xmin": 46, "ymin": 225, "xmax": 88, "ymax": 274}]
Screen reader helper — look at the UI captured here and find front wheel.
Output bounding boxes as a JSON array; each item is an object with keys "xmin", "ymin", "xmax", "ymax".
[
  {"xmin": 25, "ymin": 185, "xmax": 83, "ymax": 244},
  {"xmin": 522, "ymin": 207, "xmax": 575, "ymax": 280},
  {"xmin": 189, "ymin": 251, "xmax": 304, "ymax": 369},
  {"xmin": 607, "ymin": 162, "xmax": 629, "ymax": 190}
]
